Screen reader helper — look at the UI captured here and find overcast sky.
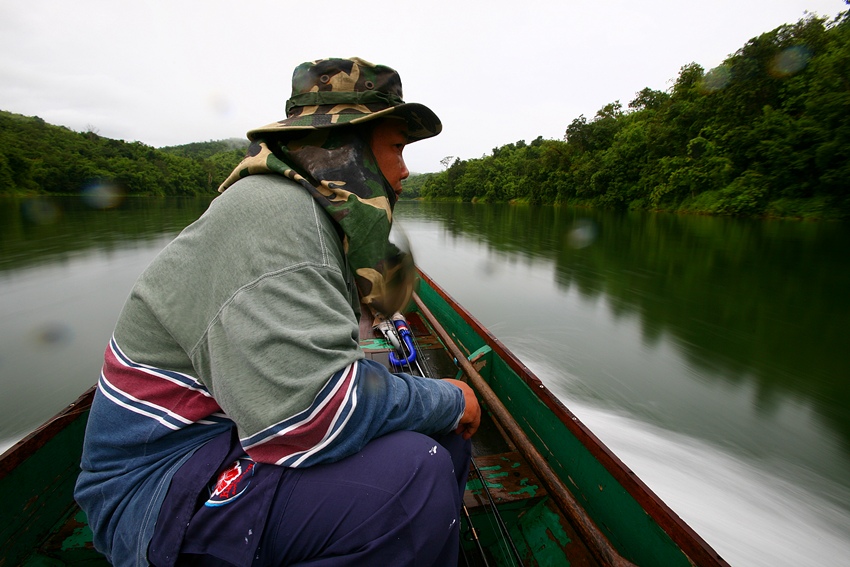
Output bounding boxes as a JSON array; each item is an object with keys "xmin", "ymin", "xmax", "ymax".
[{"xmin": 0, "ymin": 1, "xmax": 845, "ymax": 173}]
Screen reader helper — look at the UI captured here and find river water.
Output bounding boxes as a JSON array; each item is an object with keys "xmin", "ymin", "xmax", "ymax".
[{"xmin": 1, "ymin": 196, "xmax": 848, "ymax": 566}]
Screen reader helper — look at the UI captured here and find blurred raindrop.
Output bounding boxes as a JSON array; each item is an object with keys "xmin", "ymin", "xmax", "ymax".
[
  {"xmin": 478, "ymin": 259, "xmax": 499, "ymax": 278},
  {"xmin": 209, "ymin": 92, "xmax": 236, "ymax": 118},
  {"xmin": 770, "ymin": 46, "xmax": 812, "ymax": 77},
  {"xmin": 700, "ymin": 65, "xmax": 732, "ymax": 93},
  {"xmin": 81, "ymin": 181, "xmax": 126, "ymax": 209},
  {"xmin": 381, "ymin": 222, "xmax": 417, "ymax": 315},
  {"xmin": 33, "ymin": 321, "xmax": 74, "ymax": 348},
  {"xmin": 20, "ymin": 198, "xmax": 61, "ymax": 225},
  {"xmin": 567, "ymin": 219, "xmax": 598, "ymax": 249}
]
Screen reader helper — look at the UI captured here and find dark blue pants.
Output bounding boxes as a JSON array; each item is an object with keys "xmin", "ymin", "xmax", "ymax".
[{"xmin": 149, "ymin": 429, "xmax": 471, "ymax": 567}]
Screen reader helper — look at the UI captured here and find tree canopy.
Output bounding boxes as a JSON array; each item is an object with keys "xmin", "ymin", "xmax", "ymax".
[
  {"xmin": 418, "ymin": 11, "xmax": 850, "ymax": 219},
  {"xmin": 0, "ymin": 112, "xmax": 247, "ymax": 197}
]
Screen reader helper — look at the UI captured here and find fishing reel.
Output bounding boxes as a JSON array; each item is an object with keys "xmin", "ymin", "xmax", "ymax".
[{"xmin": 376, "ymin": 313, "xmax": 417, "ymax": 366}]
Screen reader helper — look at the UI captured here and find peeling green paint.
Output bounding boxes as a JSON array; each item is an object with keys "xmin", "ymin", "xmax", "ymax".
[
  {"xmin": 466, "ymin": 478, "xmax": 504, "ymax": 491},
  {"xmin": 509, "ymin": 481, "xmax": 540, "ymax": 498},
  {"xmin": 60, "ymin": 510, "xmax": 94, "ymax": 551},
  {"xmin": 517, "ymin": 500, "xmax": 572, "ymax": 566},
  {"xmin": 358, "ymin": 338, "xmax": 391, "ymax": 350},
  {"xmin": 467, "ymin": 345, "xmax": 493, "ymax": 363}
]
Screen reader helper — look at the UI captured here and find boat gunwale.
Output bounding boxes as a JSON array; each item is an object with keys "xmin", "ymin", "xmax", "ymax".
[
  {"xmin": 0, "ymin": 387, "xmax": 95, "ymax": 483},
  {"xmin": 417, "ymin": 269, "xmax": 729, "ymax": 567}
]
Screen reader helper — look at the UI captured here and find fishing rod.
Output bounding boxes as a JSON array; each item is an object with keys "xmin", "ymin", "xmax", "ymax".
[
  {"xmin": 411, "ymin": 294, "xmax": 639, "ymax": 567},
  {"xmin": 380, "ymin": 312, "xmax": 523, "ymax": 567},
  {"xmin": 469, "ymin": 453, "xmax": 523, "ymax": 565},
  {"xmin": 461, "ymin": 501, "xmax": 490, "ymax": 567}
]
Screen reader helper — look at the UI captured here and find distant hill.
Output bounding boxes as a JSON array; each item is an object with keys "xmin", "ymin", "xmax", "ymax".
[
  {"xmin": 160, "ymin": 138, "xmax": 249, "ymax": 160},
  {"xmin": 0, "ymin": 110, "xmax": 247, "ymax": 197}
]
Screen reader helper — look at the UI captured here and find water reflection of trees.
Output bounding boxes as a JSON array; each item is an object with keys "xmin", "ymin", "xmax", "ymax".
[
  {"xmin": 0, "ymin": 196, "xmax": 213, "ymax": 273},
  {"xmin": 400, "ymin": 201, "xmax": 850, "ymax": 448}
]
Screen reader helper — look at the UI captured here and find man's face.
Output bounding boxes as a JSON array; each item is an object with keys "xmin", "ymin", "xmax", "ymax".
[{"xmin": 369, "ymin": 118, "xmax": 410, "ymax": 196}]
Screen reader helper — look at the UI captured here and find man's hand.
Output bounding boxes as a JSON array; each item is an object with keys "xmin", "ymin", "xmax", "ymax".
[{"xmin": 442, "ymin": 379, "xmax": 481, "ymax": 439}]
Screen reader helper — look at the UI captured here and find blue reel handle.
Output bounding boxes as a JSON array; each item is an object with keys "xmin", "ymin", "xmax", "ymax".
[{"xmin": 388, "ymin": 319, "xmax": 417, "ymax": 365}]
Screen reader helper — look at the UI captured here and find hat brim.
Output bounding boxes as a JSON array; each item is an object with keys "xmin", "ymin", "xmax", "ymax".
[{"xmin": 247, "ymin": 102, "xmax": 441, "ymax": 143}]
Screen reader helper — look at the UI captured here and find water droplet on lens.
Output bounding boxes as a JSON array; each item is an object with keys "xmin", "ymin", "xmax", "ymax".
[
  {"xmin": 82, "ymin": 182, "xmax": 125, "ymax": 209},
  {"xmin": 33, "ymin": 322, "xmax": 74, "ymax": 347},
  {"xmin": 21, "ymin": 198, "xmax": 61, "ymax": 225},
  {"xmin": 568, "ymin": 219, "xmax": 598, "ymax": 249}
]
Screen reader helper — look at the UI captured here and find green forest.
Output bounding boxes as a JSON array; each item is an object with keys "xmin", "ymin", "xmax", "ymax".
[
  {"xmin": 0, "ymin": 111, "xmax": 247, "ymax": 198},
  {"xmin": 407, "ymin": 10, "xmax": 850, "ymax": 220},
  {"xmin": 2, "ymin": 10, "xmax": 849, "ymax": 219}
]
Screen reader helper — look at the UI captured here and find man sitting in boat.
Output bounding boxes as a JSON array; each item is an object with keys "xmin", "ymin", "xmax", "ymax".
[{"xmin": 74, "ymin": 57, "xmax": 481, "ymax": 567}]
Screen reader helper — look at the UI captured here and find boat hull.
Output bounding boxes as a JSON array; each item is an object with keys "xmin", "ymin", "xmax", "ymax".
[
  {"xmin": 0, "ymin": 388, "xmax": 98, "ymax": 566},
  {"xmin": 414, "ymin": 270, "xmax": 727, "ymax": 566},
  {"xmin": 0, "ymin": 270, "xmax": 727, "ymax": 566}
]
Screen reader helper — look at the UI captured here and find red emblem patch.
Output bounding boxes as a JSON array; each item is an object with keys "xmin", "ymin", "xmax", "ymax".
[{"xmin": 205, "ymin": 457, "xmax": 256, "ymax": 507}]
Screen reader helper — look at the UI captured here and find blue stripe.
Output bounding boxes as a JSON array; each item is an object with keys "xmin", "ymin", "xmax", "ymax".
[
  {"xmin": 325, "ymin": 382, "xmax": 358, "ymax": 438},
  {"xmin": 241, "ymin": 364, "xmax": 356, "ymax": 448},
  {"xmin": 276, "ymin": 387, "xmax": 359, "ymax": 468}
]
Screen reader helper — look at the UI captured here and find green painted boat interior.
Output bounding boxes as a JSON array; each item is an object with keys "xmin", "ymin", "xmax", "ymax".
[
  {"xmin": 414, "ymin": 275, "xmax": 701, "ymax": 567},
  {"xmin": 0, "ymin": 391, "xmax": 104, "ymax": 566},
  {"xmin": 0, "ymin": 273, "xmax": 720, "ymax": 566}
]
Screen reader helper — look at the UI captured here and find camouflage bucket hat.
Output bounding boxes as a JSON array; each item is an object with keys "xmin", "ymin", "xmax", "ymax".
[{"xmin": 247, "ymin": 57, "xmax": 441, "ymax": 143}]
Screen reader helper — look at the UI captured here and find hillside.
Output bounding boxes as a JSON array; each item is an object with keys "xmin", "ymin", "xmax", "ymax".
[
  {"xmin": 160, "ymin": 138, "xmax": 249, "ymax": 160},
  {"xmin": 0, "ymin": 111, "xmax": 246, "ymax": 197},
  {"xmin": 420, "ymin": 11, "xmax": 850, "ymax": 220}
]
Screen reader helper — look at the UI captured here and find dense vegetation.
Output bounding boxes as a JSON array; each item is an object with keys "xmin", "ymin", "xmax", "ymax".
[
  {"xmin": 415, "ymin": 11, "xmax": 850, "ymax": 219},
  {"xmin": 0, "ymin": 111, "xmax": 247, "ymax": 197},
  {"xmin": 3, "ymin": 10, "xmax": 848, "ymax": 219}
]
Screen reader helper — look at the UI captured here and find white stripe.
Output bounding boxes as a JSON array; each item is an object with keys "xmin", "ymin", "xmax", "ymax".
[
  {"xmin": 110, "ymin": 338, "xmax": 212, "ymax": 397},
  {"xmin": 285, "ymin": 378, "xmax": 359, "ymax": 467},
  {"xmin": 99, "ymin": 374, "xmax": 193, "ymax": 429},
  {"xmin": 198, "ymin": 412, "xmax": 231, "ymax": 425},
  {"xmin": 242, "ymin": 361, "xmax": 358, "ymax": 449}
]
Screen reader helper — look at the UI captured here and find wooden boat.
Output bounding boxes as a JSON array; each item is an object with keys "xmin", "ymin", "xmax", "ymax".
[{"xmin": 0, "ymin": 270, "xmax": 729, "ymax": 566}]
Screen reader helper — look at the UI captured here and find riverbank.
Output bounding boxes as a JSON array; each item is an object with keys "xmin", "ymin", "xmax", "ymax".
[{"xmin": 414, "ymin": 193, "xmax": 845, "ymax": 222}]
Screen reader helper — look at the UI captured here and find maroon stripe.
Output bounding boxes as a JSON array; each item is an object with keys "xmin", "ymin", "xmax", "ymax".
[
  {"xmin": 103, "ymin": 345, "xmax": 222, "ymax": 422},
  {"xmin": 245, "ymin": 364, "xmax": 356, "ymax": 464}
]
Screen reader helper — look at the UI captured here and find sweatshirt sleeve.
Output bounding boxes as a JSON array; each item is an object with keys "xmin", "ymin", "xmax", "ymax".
[
  {"xmin": 193, "ymin": 261, "xmax": 465, "ymax": 467},
  {"xmin": 240, "ymin": 359, "xmax": 465, "ymax": 467}
]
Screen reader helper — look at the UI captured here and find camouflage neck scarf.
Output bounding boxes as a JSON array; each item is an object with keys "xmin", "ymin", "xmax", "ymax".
[{"xmin": 218, "ymin": 128, "xmax": 414, "ymax": 316}]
